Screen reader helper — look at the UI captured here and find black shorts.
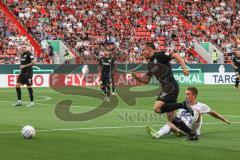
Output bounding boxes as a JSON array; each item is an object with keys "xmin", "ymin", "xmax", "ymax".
[
  {"xmin": 17, "ymin": 74, "xmax": 33, "ymax": 85},
  {"xmin": 156, "ymin": 83, "xmax": 179, "ymax": 103},
  {"xmin": 100, "ymin": 74, "xmax": 111, "ymax": 86}
]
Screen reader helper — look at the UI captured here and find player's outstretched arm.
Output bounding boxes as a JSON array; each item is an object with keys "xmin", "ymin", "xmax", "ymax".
[
  {"xmin": 172, "ymin": 53, "xmax": 189, "ymax": 76},
  {"xmin": 209, "ymin": 110, "xmax": 231, "ymax": 124},
  {"xmin": 131, "ymin": 72, "xmax": 151, "ymax": 84}
]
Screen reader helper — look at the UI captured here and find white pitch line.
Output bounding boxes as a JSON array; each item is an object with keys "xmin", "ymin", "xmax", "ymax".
[
  {"xmin": 221, "ymin": 115, "xmax": 240, "ymax": 118},
  {"xmin": 0, "ymin": 96, "xmax": 52, "ymax": 104},
  {"xmin": 34, "ymin": 96, "xmax": 52, "ymax": 102},
  {"xmin": 0, "ymin": 122, "xmax": 240, "ymax": 134}
]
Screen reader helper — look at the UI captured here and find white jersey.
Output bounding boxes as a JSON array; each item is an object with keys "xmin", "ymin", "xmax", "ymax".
[
  {"xmin": 192, "ymin": 102, "xmax": 211, "ymax": 114},
  {"xmin": 177, "ymin": 102, "xmax": 211, "ymax": 119},
  {"xmin": 177, "ymin": 102, "xmax": 211, "ymax": 135}
]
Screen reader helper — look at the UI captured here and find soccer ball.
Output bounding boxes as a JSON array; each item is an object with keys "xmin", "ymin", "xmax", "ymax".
[{"xmin": 21, "ymin": 125, "xmax": 35, "ymax": 139}]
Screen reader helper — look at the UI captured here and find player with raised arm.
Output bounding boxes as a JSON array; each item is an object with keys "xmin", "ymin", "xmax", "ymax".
[
  {"xmin": 146, "ymin": 87, "xmax": 230, "ymax": 139},
  {"xmin": 12, "ymin": 45, "xmax": 35, "ymax": 107},
  {"xmin": 131, "ymin": 42, "xmax": 198, "ymax": 140},
  {"xmin": 231, "ymin": 50, "xmax": 240, "ymax": 89}
]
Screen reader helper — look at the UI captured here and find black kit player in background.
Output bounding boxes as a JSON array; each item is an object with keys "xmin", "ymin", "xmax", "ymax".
[
  {"xmin": 95, "ymin": 48, "xmax": 116, "ymax": 102},
  {"xmin": 106, "ymin": 42, "xmax": 117, "ymax": 95},
  {"xmin": 132, "ymin": 42, "xmax": 198, "ymax": 140},
  {"xmin": 12, "ymin": 45, "xmax": 35, "ymax": 107},
  {"xmin": 232, "ymin": 50, "xmax": 240, "ymax": 89}
]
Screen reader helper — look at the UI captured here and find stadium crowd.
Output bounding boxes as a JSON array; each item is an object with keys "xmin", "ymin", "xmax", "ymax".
[
  {"xmin": 0, "ymin": 0, "xmax": 239, "ymax": 64},
  {"xmin": 172, "ymin": 0, "xmax": 240, "ymax": 62},
  {"xmin": 0, "ymin": 9, "xmax": 43, "ymax": 64},
  {"xmin": 0, "ymin": 9, "xmax": 22, "ymax": 64}
]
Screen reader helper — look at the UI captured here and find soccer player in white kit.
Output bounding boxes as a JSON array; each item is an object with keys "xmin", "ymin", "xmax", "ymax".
[{"xmin": 146, "ymin": 87, "xmax": 230, "ymax": 139}]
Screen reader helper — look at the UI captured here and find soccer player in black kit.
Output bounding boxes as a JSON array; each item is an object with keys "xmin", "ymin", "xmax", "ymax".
[
  {"xmin": 97, "ymin": 50, "xmax": 115, "ymax": 102},
  {"xmin": 232, "ymin": 50, "xmax": 240, "ymax": 89},
  {"xmin": 106, "ymin": 42, "xmax": 117, "ymax": 95},
  {"xmin": 132, "ymin": 42, "xmax": 198, "ymax": 140},
  {"xmin": 12, "ymin": 46, "xmax": 35, "ymax": 107}
]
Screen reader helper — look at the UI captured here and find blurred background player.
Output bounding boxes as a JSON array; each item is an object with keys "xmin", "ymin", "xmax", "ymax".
[
  {"xmin": 96, "ymin": 48, "xmax": 115, "ymax": 102},
  {"xmin": 12, "ymin": 45, "xmax": 35, "ymax": 107},
  {"xmin": 231, "ymin": 50, "xmax": 240, "ymax": 89},
  {"xmin": 146, "ymin": 87, "xmax": 230, "ymax": 139},
  {"xmin": 64, "ymin": 49, "xmax": 70, "ymax": 64},
  {"xmin": 211, "ymin": 50, "xmax": 219, "ymax": 64},
  {"xmin": 131, "ymin": 42, "xmax": 198, "ymax": 140},
  {"xmin": 106, "ymin": 42, "xmax": 117, "ymax": 95},
  {"xmin": 47, "ymin": 42, "xmax": 54, "ymax": 63}
]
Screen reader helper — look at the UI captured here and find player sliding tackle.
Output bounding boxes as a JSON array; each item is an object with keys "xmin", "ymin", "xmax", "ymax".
[
  {"xmin": 131, "ymin": 42, "xmax": 198, "ymax": 140},
  {"xmin": 146, "ymin": 87, "xmax": 231, "ymax": 139}
]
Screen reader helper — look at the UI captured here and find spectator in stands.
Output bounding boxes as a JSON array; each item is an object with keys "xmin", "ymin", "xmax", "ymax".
[
  {"xmin": 211, "ymin": 50, "xmax": 219, "ymax": 64},
  {"xmin": 2, "ymin": 0, "xmax": 239, "ymax": 64},
  {"xmin": 47, "ymin": 42, "xmax": 54, "ymax": 63},
  {"xmin": 64, "ymin": 50, "xmax": 70, "ymax": 64}
]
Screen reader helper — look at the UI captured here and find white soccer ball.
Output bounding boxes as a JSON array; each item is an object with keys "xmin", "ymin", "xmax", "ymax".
[{"xmin": 21, "ymin": 125, "xmax": 35, "ymax": 139}]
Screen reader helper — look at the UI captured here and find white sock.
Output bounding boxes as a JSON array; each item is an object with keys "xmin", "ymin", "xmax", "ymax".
[
  {"xmin": 17, "ymin": 100, "xmax": 22, "ymax": 103},
  {"xmin": 156, "ymin": 125, "xmax": 171, "ymax": 138}
]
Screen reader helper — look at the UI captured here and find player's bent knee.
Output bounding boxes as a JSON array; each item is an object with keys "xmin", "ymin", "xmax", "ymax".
[
  {"xmin": 153, "ymin": 107, "xmax": 160, "ymax": 113},
  {"xmin": 16, "ymin": 83, "xmax": 21, "ymax": 88},
  {"xmin": 153, "ymin": 105, "xmax": 162, "ymax": 113},
  {"xmin": 153, "ymin": 101, "xmax": 164, "ymax": 113}
]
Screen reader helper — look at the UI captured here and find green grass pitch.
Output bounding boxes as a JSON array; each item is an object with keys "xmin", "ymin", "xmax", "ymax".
[{"xmin": 0, "ymin": 85, "xmax": 240, "ymax": 160}]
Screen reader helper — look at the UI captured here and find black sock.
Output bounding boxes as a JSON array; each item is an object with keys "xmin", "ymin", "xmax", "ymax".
[
  {"xmin": 172, "ymin": 117, "xmax": 195, "ymax": 136},
  {"xmin": 16, "ymin": 87, "xmax": 21, "ymax": 101},
  {"xmin": 106, "ymin": 85, "xmax": 110, "ymax": 97},
  {"xmin": 236, "ymin": 78, "xmax": 239, "ymax": 88},
  {"xmin": 160, "ymin": 102, "xmax": 184, "ymax": 113},
  {"xmin": 27, "ymin": 87, "xmax": 34, "ymax": 102},
  {"xmin": 112, "ymin": 85, "xmax": 115, "ymax": 93},
  {"xmin": 101, "ymin": 86, "xmax": 106, "ymax": 93}
]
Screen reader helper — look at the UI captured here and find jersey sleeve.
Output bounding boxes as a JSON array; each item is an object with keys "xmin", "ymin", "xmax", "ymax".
[
  {"xmin": 28, "ymin": 52, "xmax": 35, "ymax": 61},
  {"xmin": 198, "ymin": 103, "xmax": 211, "ymax": 114}
]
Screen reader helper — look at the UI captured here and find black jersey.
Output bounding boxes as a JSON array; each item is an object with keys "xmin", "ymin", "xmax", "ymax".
[
  {"xmin": 232, "ymin": 55, "xmax": 240, "ymax": 68},
  {"xmin": 20, "ymin": 51, "xmax": 35, "ymax": 75},
  {"xmin": 99, "ymin": 57, "xmax": 114, "ymax": 75},
  {"xmin": 146, "ymin": 51, "xmax": 178, "ymax": 93}
]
